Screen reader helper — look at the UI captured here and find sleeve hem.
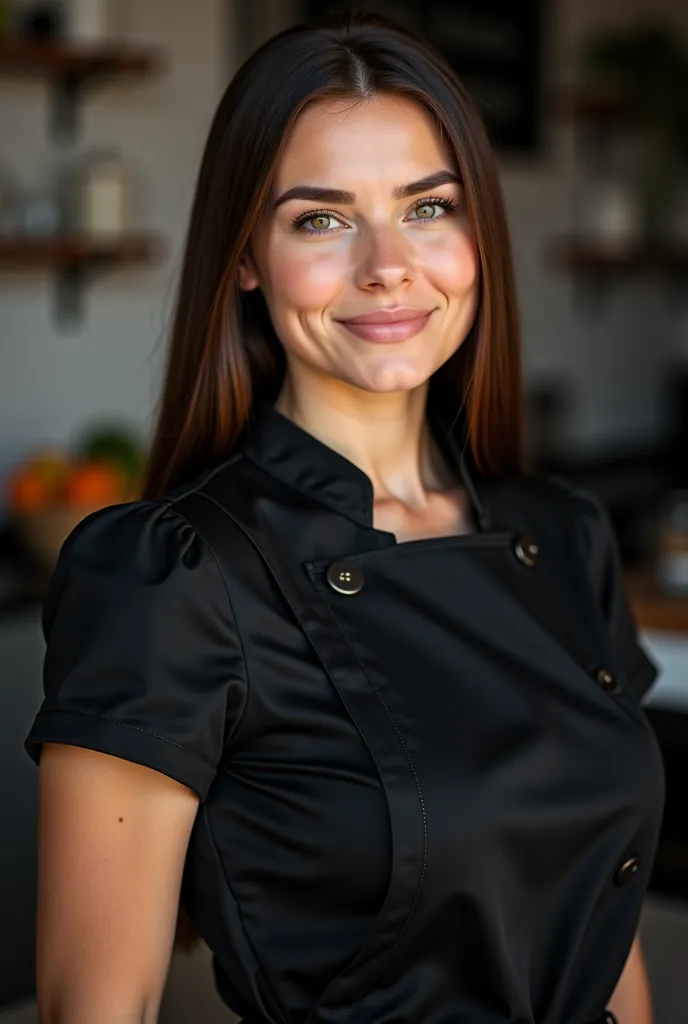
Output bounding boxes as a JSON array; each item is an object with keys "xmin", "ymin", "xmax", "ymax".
[{"xmin": 25, "ymin": 708, "xmax": 217, "ymax": 800}]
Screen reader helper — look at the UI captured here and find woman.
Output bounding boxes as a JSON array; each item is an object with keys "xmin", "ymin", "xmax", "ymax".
[{"xmin": 26, "ymin": 13, "xmax": 663, "ymax": 1024}]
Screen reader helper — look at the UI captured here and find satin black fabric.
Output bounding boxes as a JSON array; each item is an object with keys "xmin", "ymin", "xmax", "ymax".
[{"xmin": 25, "ymin": 400, "xmax": 664, "ymax": 1024}]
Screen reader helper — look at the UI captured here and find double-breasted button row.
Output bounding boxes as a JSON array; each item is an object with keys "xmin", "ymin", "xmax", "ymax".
[{"xmin": 326, "ymin": 535, "xmax": 541, "ymax": 596}]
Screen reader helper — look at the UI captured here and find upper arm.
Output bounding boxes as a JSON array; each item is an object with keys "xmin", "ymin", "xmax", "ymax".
[
  {"xmin": 24, "ymin": 499, "xmax": 248, "ymax": 1017},
  {"xmin": 608, "ymin": 933, "xmax": 654, "ymax": 1024},
  {"xmin": 37, "ymin": 743, "xmax": 199, "ymax": 1021}
]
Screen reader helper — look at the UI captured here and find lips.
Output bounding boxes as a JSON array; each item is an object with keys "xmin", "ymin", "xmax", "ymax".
[
  {"xmin": 335, "ymin": 306, "xmax": 435, "ymax": 343},
  {"xmin": 338, "ymin": 307, "xmax": 434, "ymax": 325}
]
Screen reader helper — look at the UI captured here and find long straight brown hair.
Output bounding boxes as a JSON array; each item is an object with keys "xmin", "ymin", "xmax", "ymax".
[{"xmin": 142, "ymin": 11, "xmax": 523, "ymax": 503}]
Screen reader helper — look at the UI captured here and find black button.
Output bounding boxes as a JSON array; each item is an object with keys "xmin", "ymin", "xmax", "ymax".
[
  {"xmin": 595, "ymin": 667, "xmax": 621, "ymax": 695},
  {"xmin": 326, "ymin": 561, "xmax": 364, "ymax": 595},
  {"xmin": 513, "ymin": 535, "xmax": 539, "ymax": 567},
  {"xmin": 614, "ymin": 855, "xmax": 641, "ymax": 886}
]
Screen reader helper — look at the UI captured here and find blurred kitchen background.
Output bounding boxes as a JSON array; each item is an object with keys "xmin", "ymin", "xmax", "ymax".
[{"xmin": 0, "ymin": 0, "xmax": 687, "ymax": 1020}]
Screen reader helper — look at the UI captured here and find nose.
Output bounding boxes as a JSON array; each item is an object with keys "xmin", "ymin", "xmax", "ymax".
[{"xmin": 354, "ymin": 223, "xmax": 415, "ymax": 292}]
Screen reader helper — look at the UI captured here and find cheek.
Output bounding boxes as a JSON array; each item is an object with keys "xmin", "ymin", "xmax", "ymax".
[
  {"xmin": 421, "ymin": 230, "xmax": 479, "ymax": 297},
  {"xmin": 264, "ymin": 243, "xmax": 347, "ymax": 312}
]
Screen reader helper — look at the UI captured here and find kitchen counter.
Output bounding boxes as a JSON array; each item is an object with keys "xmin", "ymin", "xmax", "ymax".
[{"xmin": 626, "ymin": 568, "xmax": 688, "ymax": 635}]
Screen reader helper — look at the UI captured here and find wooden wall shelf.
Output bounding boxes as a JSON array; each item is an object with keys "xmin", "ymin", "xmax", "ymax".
[
  {"xmin": 548, "ymin": 239, "xmax": 688, "ymax": 276},
  {"xmin": 0, "ymin": 233, "xmax": 164, "ymax": 324},
  {"xmin": 0, "ymin": 37, "xmax": 161, "ymax": 77},
  {"xmin": 554, "ymin": 87, "xmax": 627, "ymax": 124},
  {"xmin": 0, "ymin": 36, "xmax": 163, "ymax": 140},
  {"xmin": 0, "ymin": 233, "xmax": 161, "ymax": 268}
]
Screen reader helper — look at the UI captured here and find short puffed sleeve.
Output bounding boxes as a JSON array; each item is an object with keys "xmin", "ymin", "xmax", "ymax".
[
  {"xmin": 25, "ymin": 500, "xmax": 247, "ymax": 799},
  {"xmin": 557, "ymin": 479, "xmax": 659, "ymax": 703}
]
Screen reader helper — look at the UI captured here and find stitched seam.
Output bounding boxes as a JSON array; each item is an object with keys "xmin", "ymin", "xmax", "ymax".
[
  {"xmin": 320, "ymin": 601, "xmax": 427, "ymax": 1024},
  {"xmin": 160, "ymin": 453, "xmax": 244, "ymax": 506},
  {"xmin": 34, "ymin": 707, "xmax": 217, "ymax": 769},
  {"xmin": 203, "ymin": 804, "xmax": 289, "ymax": 1024},
  {"xmin": 163, "ymin": 498, "xmax": 251, "ymax": 744},
  {"xmin": 311, "ymin": 531, "xmax": 512, "ymax": 569},
  {"xmin": 182, "ymin": 496, "xmax": 418, "ymax": 1016}
]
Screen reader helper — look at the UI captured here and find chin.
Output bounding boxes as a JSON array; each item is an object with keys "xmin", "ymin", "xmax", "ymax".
[{"xmin": 344, "ymin": 362, "xmax": 434, "ymax": 394}]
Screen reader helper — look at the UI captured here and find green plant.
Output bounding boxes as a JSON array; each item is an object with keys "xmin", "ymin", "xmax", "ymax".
[{"xmin": 73, "ymin": 421, "xmax": 145, "ymax": 495}]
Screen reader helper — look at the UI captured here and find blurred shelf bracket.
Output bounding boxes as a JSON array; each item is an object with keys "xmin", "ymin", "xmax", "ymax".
[
  {"xmin": 554, "ymin": 87, "xmax": 630, "ymax": 124},
  {"xmin": 0, "ymin": 233, "xmax": 165, "ymax": 328},
  {"xmin": 546, "ymin": 238, "xmax": 688, "ymax": 315},
  {"xmin": 0, "ymin": 38, "xmax": 164, "ymax": 144},
  {"xmin": 547, "ymin": 238, "xmax": 688, "ymax": 276},
  {"xmin": 52, "ymin": 71, "xmax": 86, "ymax": 143}
]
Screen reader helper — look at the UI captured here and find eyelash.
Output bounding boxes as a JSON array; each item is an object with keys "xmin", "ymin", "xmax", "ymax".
[{"xmin": 292, "ymin": 195, "xmax": 459, "ymax": 235}]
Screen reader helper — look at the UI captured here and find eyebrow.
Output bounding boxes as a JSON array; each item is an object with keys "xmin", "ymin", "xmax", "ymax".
[{"xmin": 273, "ymin": 170, "xmax": 461, "ymax": 208}]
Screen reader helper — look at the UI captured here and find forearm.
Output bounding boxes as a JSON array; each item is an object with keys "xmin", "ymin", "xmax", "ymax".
[{"xmin": 607, "ymin": 934, "xmax": 653, "ymax": 1024}]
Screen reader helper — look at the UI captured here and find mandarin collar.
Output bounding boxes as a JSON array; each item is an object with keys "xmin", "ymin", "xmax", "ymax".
[{"xmin": 242, "ymin": 398, "xmax": 489, "ymax": 531}]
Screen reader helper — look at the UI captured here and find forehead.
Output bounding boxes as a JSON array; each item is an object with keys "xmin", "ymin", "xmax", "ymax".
[{"xmin": 272, "ymin": 94, "xmax": 454, "ymax": 191}]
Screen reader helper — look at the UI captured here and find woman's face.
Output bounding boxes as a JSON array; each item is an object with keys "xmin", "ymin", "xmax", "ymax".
[{"xmin": 239, "ymin": 93, "xmax": 479, "ymax": 395}]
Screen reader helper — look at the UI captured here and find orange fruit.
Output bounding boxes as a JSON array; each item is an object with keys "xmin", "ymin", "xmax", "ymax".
[
  {"xmin": 61, "ymin": 461, "xmax": 126, "ymax": 508},
  {"xmin": 28, "ymin": 448, "xmax": 70, "ymax": 490},
  {"xmin": 6, "ymin": 467, "xmax": 55, "ymax": 515}
]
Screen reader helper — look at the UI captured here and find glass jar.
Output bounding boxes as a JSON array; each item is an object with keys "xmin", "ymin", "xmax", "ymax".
[
  {"xmin": 570, "ymin": 171, "xmax": 642, "ymax": 252},
  {"xmin": 72, "ymin": 149, "xmax": 133, "ymax": 238},
  {"xmin": 63, "ymin": 0, "xmax": 122, "ymax": 44}
]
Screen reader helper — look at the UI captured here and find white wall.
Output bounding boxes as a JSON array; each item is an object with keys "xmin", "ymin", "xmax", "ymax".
[{"xmin": 0, "ymin": 0, "xmax": 232, "ymax": 510}]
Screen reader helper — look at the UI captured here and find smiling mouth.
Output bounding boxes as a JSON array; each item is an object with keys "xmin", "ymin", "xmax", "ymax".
[
  {"xmin": 338, "ymin": 306, "xmax": 434, "ymax": 325},
  {"xmin": 335, "ymin": 307, "xmax": 435, "ymax": 343}
]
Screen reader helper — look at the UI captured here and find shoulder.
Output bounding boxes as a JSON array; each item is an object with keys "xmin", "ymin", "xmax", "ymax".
[
  {"xmin": 482, "ymin": 472, "xmax": 617, "ymax": 579},
  {"xmin": 47, "ymin": 451, "xmax": 278, "ymax": 641},
  {"xmin": 484, "ymin": 471, "xmax": 607, "ymax": 536},
  {"xmin": 54, "ymin": 498, "xmax": 207, "ymax": 583},
  {"xmin": 44, "ymin": 492, "xmax": 237, "ymax": 650},
  {"xmin": 544, "ymin": 473, "xmax": 616, "ymax": 564},
  {"xmin": 57, "ymin": 452, "xmax": 251, "ymax": 575}
]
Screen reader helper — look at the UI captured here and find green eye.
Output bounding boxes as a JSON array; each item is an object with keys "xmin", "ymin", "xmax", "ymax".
[
  {"xmin": 415, "ymin": 204, "xmax": 437, "ymax": 219},
  {"xmin": 293, "ymin": 210, "xmax": 347, "ymax": 235},
  {"xmin": 303, "ymin": 214, "xmax": 336, "ymax": 232},
  {"xmin": 409, "ymin": 197, "xmax": 457, "ymax": 222}
]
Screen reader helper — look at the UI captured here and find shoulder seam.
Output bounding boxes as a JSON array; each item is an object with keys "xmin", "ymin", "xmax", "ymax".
[{"xmin": 163, "ymin": 453, "xmax": 244, "ymax": 506}]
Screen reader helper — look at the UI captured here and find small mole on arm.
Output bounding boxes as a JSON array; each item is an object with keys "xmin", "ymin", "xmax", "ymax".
[{"xmin": 118, "ymin": 817, "xmax": 123, "ymax": 823}]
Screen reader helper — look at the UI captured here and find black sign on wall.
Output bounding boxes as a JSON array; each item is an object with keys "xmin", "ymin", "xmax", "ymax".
[{"xmin": 304, "ymin": 0, "xmax": 544, "ymax": 154}]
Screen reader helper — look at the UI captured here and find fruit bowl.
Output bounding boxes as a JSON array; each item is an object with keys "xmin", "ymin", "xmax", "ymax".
[
  {"xmin": 5, "ymin": 437, "xmax": 143, "ymax": 574},
  {"xmin": 15, "ymin": 503, "xmax": 105, "ymax": 573}
]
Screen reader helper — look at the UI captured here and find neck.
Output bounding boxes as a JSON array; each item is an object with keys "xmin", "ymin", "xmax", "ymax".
[{"xmin": 273, "ymin": 372, "xmax": 456, "ymax": 508}]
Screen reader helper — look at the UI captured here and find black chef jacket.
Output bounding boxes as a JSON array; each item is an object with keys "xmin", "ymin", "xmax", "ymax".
[{"xmin": 26, "ymin": 398, "xmax": 664, "ymax": 1024}]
